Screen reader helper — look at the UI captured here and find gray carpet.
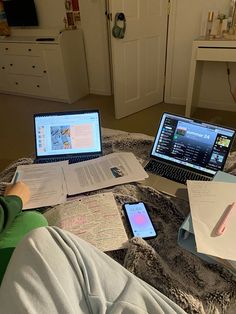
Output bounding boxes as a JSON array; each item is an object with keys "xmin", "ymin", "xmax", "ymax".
[{"xmin": 1, "ymin": 128, "xmax": 236, "ymax": 314}]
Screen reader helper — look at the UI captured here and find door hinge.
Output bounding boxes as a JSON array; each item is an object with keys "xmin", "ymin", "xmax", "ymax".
[{"xmin": 105, "ymin": 11, "xmax": 112, "ymax": 21}]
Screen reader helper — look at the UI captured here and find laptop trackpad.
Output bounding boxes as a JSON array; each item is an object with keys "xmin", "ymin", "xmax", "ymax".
[{"xmin": 142, "ymin": 173, "xmax": 189, "ymax": 201}]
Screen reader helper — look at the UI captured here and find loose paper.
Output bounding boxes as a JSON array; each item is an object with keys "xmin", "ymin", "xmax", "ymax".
[
  {"xmin": 16, "ymin": 161, "xmax": 68, "ymax": 210},
  {"xmin": 44, "ymin": 192, "xmax": 128, "ymax": 251},
  {"xmin": 64, "ymin": 152, "xmax": 148, "ymax": 195},
  {"xmin": 187, "ymin": 181, "xmax": 236, "ymax": 260},
  {"xmin": 14, "ymin": 152, "xmax": 148, "ymax": 210}
]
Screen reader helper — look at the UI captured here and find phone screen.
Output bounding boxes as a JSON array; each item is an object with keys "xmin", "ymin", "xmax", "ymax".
[{"xmin": 124, "ymin": 202, "xmax": 157, "ymax": 238}]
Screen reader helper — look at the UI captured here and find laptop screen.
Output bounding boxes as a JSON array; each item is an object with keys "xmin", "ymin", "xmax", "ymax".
[
  {"xmin": 34, "ymin": 110, "xmax": 102, "ymax": 158},
  {"xmin": 151, "ymin": 112, "xmax": 235, "ymax": 176}
]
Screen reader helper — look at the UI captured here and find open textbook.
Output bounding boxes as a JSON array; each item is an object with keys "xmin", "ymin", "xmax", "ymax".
[
  {"xmin": 15, "ymin": 152, "xmax": 148, "ymax": 209},
  {"xmin": 44, "ymin": 192, "xmax": 128, "ymax": 251}
]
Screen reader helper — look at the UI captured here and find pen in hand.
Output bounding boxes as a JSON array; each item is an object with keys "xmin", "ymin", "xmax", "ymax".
[
  {"xmin": 13, "ymin": 172, "xmax": 19, "ymax": 184},
  {"xmin": 3, "ymin": 171, "xmax": 19, "ymax": 189},
  {"xmin": 212, "ymin": 202, "xmax": 236, "ymax": 237}
]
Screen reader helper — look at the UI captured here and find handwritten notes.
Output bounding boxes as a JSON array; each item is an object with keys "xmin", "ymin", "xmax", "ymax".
[
  {"xmin": 187, "ymin": 181, "xmax": 236, "ymax": 260},
  {"xmin": 44, "ymin": 192, "xmax": 128, "ymax": 252}
]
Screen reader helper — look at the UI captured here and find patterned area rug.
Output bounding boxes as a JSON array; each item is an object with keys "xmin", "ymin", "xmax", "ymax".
[{"xmin": 1, "ymin": 128, "xmax": 236, "ymax": 314}]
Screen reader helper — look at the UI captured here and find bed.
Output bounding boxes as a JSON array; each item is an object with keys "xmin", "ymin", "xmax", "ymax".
[{"xmin": 1, "ymin": 128, "xmax": 236, "ymax": 314}]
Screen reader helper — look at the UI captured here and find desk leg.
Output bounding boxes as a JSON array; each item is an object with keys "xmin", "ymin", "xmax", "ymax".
[
  {"xmin": 185, "ymin": 61, "xmax": 204, "ymax": 117},
  {"xmin": 185, "ymin": 58, "xmax": 197, "ymax": 117}
]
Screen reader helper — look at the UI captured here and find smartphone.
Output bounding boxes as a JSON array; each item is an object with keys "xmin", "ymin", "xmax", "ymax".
[{"xmin": 123, "ymin": 202, "xmax": 157, "ymax": 239}]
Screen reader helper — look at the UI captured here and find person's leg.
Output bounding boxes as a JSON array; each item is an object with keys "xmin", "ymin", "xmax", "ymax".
[
  {"xmin": 0, "ymin": 226, "xmax": 186, "ymax": 314},
  {"xmin": 0, "ymin": 210, "xmax": 48, "ymax": 284}
]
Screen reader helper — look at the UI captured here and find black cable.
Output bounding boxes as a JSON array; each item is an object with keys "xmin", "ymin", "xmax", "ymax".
[{"xmin": 226, "ymin": 62, "xmax": 236, "ymax": 103}]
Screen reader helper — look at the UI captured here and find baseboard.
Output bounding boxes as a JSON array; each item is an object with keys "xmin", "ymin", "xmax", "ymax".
[
  {"xmin": 89, "ymin": 89, "xmax": 112, "ymax": 96},
  {"xmin": 198, "ymin": 100, "xmax": 236, "ymax": 112},
  {"xmin": 165, "ymin": 96, "xmax": 236, "ymax": 112}
]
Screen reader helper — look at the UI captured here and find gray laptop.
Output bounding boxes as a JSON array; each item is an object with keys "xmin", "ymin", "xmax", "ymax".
[
  {"xmin": 144, "ymin": 112, "xmax": 236, "ymax": 199},
  {"xmin": 33, "ymin": 110, "xmax": 102, "ymax": 164}
]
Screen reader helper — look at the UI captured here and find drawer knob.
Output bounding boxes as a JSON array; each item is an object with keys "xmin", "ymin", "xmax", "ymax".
[
  {"xmin": 15, "ymin": 82, "xmax": 18, "ymax": 85},
  {"xmin": 32, "ymin": 65, "xmax": 36, "ymax": 68},
  {"xmin": 10, "ymin": 63, "xmax": 13, "ymax": 66},
  {"xmin": 28, "ymin": 48, "xmax": 32, "ymax": 52},
  {"xmin": 37, "ymin": 84, "xmax": 40, "ymax": 88},
  {"xmin": 2, "ymin": 66, "xmax": 5, "ymax": 70},
  {"xmin": 43, "ymin": 70, "xmax": 47, "ymax": 73},
  {"xmin": 5, "ymin": 47, "xmax": 8, "ymax": 51}
]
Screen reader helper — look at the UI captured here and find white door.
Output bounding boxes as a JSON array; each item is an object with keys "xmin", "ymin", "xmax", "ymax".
[{"xmin": 108, "ymin": 0, "xmax": 169, "ymax": 119}]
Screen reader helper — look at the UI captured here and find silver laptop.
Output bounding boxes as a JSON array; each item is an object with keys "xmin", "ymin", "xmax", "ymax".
[
  {"xmin": 144, "ymin": 112, "xmax": 236, "ymax": 199},
  {"xmin": 33, "ymin": 110, "xmax": 102, "ymax": 164}
]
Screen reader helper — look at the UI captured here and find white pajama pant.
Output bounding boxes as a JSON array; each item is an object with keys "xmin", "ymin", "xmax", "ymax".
[{"xmin": 0, "ymin": 227, "xmax": 186, "ymax": 314}]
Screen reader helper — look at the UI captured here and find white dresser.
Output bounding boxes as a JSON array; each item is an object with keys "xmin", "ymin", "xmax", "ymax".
[{"xmin": 0, "ymin": 29, "xmax": 89, "ymax": 103}]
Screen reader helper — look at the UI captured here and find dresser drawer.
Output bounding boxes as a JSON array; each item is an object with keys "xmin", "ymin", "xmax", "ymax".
[
  {"xmin": 0, "ymin": 43, "xmax": 42, "ymax": 56},
  {"xmin": 25, "ymin": 76, "xmax": 52, "ymax": 96},
  {"xmin": 196, "ymin": 47, "xmax": 236, "ymax": 62},
  {"xmin": 0, "ymin": 66, "xmax": 7, "ymax": 89},
  {"xmin": 6, "ymin": 74, "xmax": 51, "ymax": 97},
  {"xmin": 3, "ymin": 55, "xmax": 47, "ymax": 76}
]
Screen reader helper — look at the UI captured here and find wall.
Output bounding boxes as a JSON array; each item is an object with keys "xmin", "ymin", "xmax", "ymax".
[
  {"xmin": 34, "ymin": 0, "xmax": 65, "ymax": 30},
  {"xmin": 199, "ymin": 59, "xmax": 236, "ymax": 112},
  {"xmin": 79, "ymin": 0, "xmax": 111, "ymax": 95},
  {"xmin": 165, "ymin": 0, "xmax": 236, "ymax": 112}
]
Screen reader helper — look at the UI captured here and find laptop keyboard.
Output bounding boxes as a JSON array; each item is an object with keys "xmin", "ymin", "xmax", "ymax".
[
  {"xmin": 35, "ymin": 155, "xmax": 99, "ymax": 164},
  {"xmin": 144, "ymin": 159, "xmax": 211, "ymax": 184}
]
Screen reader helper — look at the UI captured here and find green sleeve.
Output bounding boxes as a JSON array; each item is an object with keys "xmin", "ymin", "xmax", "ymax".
[
  {"xmin": 0, "ymin": 196, "xmax": 22, "ymax": 234},
  {"xmin": 0, "ymin": 196, "xmax": 47, "ymax": 285}
]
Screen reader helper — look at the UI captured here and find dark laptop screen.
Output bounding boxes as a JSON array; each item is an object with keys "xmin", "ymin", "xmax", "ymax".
[
  {"xmin": 151, "ymin": 113, "xmax": 235, "ymax": 176},
  {"xmin": 34, "ymin": 111, "xmax": 102, "ymax": 158}
]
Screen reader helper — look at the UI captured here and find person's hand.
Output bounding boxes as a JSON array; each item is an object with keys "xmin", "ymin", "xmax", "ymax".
[{"xmin": 4, "ymin": 181, "xmax": 30, "ymax": 207}]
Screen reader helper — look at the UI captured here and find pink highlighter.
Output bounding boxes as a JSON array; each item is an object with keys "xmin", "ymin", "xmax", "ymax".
[{"xmin": 215, "ymin": 202, "xmax": 236, "ymax": 236}]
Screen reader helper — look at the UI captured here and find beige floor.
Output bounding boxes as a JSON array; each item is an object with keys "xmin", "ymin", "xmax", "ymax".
[{"xmin": 1, "ymin": 92, "xmax": 236, "ymax": 172}]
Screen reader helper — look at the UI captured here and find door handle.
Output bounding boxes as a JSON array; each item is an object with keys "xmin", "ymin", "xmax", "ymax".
[
  {"xmin": 112, "ymin": 12, "xmax": 126, "ymax": 39},
  {"xmin": 117, "ymin": 13, "xmax": 125, "ymax": 21}
]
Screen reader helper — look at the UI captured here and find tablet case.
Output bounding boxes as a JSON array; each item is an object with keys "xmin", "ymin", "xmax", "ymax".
[{"xmin": 178, "ymin": 214, "xmax": 217, "ymax": 264}]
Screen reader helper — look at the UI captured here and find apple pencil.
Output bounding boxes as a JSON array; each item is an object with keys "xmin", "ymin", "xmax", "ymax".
[{"xmin": 215, "ymin": 202, "xmax": 236, "ymax": 236}]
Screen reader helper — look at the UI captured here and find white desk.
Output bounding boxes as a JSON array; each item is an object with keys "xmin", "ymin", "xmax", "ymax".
[{"xmin": 185, "ymin": 38, "xmax": 236, "ymax": 117}]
